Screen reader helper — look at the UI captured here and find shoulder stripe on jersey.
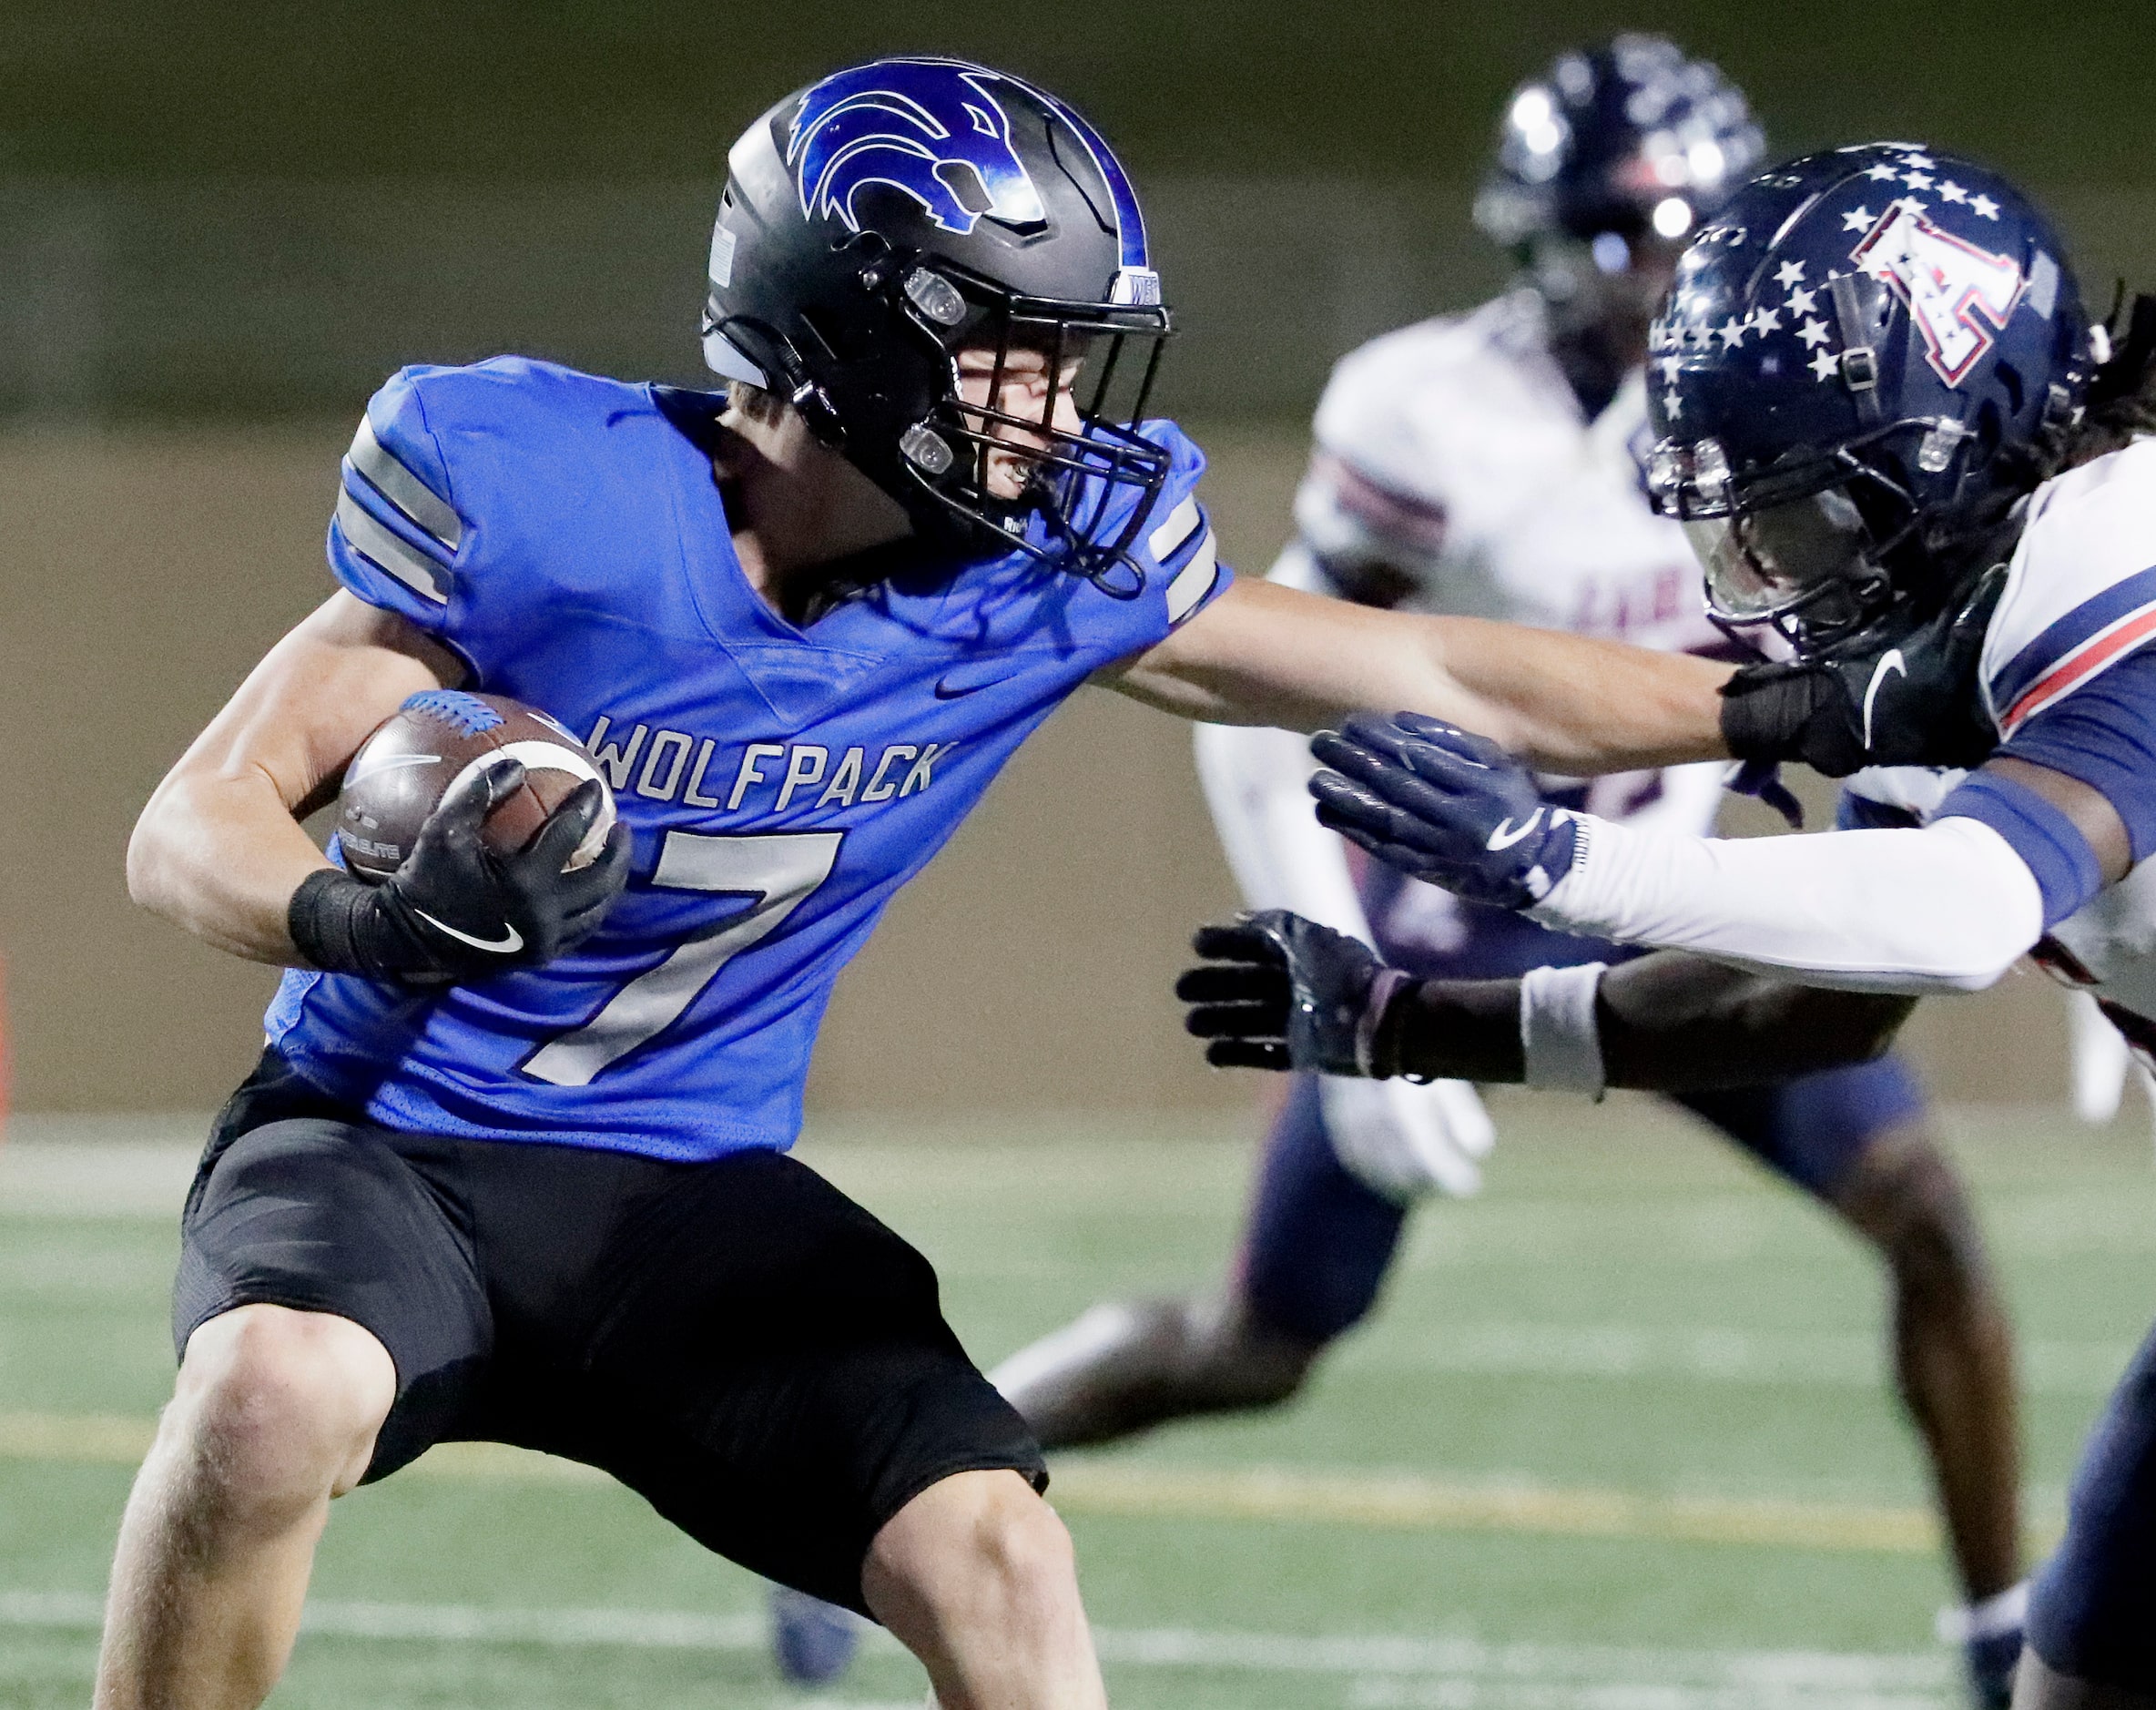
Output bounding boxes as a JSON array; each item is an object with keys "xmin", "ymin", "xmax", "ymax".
[
  {"xmin": 1147, "ymin": 494, "xmax": 1204, "ymax": 562},
  {"xmin": 347, "ymin": 415, "xmax": 463, "ymax": 554},
  {"xmin": 1999, "ymin": 595, "xmax": 2156, "ymax": 734},
  {"xmin": 1165, "ymin": 532, "xmax": 1219, "ymax": 625},
  {"xmin": 1991, "ymin": 563, "xmax": 2156, "ymax": 717},
  {"xmin": 335, "ymin": 489, "xmax": 449, "ymax": 605}
]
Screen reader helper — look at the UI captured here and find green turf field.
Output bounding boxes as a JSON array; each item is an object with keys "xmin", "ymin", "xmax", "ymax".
[{"xmin": 5, "ymin": 1092, "xmax": 2153, "ymax": 1708}]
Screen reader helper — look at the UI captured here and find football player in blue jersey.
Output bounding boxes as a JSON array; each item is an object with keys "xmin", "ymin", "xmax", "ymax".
[
  {"xmin": 101, "ymin": 57, "xmax": 1740, "ymax": 1710},
  {"xmin": 994, "ymin": 50, "xmax": 2030, "ymax": 1710},
  {"xmin": 1180, "ymin": 148, "xmax": 2156, "ymax": 1710}
]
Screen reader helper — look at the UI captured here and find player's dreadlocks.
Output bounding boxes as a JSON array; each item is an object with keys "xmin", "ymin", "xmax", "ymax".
[{"xmin": 2062, "ymin": 290, "xmax": 2156, "ymax": 469}]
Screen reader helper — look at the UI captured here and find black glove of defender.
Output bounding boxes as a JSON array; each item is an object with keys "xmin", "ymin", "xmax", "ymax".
[
  {"xmin": 1718, "ymin": 565, "xmax": 2006, "ymax": 777},
  {"xmin": 290, "ymin": 759, "xmax": 631, "ymax": 985},
  {"xmin": 1175, "ymin": 910, "xmax": 1413, "ymax": 1078}
]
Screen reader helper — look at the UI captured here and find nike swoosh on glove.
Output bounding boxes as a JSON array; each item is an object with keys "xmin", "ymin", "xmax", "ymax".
[
  {"xmin": 1307, "ymin": 713, "xmax": 1581, "ymax": 911},
  {"xmin": 1719, "ymin": 564, "xmax": 2007, "ymax": 776},
  {"xmin": 289, "ymin": 758, "xmax": 632, "ymax": 985}
]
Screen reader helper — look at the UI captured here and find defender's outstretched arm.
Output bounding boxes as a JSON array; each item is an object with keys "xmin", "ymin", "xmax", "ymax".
[
  {"xmin": 1379, "ymin": 953, "xmax": 1917, "ymax": 1091},
  {"xmin": 1176, "ymin": 918, "xmax": 1916, "ymax": 1094},
  {"xmin": 1307, "ymin": 717, "xmax": 2133, "ymax": 1000},
  {"xmin": 1103, "ymin": 578, "xmax": 1734, "ymax": 773}
]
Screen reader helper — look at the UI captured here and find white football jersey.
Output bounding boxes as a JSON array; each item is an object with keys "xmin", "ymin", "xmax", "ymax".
[
  {"xmin": 1845, "ymin": 436, "xmax": 2156, "ymax": 1033},
  {"xmin": 1290, "ymin": 290, "xmax": 1724, "ymax": 655}
]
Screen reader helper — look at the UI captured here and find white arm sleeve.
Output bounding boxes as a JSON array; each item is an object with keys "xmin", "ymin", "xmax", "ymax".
[{"xmin": 1526, "ymin": 815, "xmax": 2045, "ymax": 994}]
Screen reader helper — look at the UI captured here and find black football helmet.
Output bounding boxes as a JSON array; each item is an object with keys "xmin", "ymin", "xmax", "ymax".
[
  {"xmin": 1474, "ymin": 36, "xmax": 1764, "ymax": 317},
  {"xmin": 703, "ymin": 57, "xmax": 1174, "ymax": 587},
  {"xmin": 1644, "ymin": 144, "xmax": 2095, "ymax": 657}
]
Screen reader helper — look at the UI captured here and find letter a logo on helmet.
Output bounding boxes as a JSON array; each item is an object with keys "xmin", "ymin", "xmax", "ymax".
[
  {"xmin": 788, "ymin": 60, "xmax": 1047, "ymax": 238},
  {"xmin": 1850, "ymin": 201, "xmax": 2025, "ymax": 385}
]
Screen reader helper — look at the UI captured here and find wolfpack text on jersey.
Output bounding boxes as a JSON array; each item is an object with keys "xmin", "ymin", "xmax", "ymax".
[{"xmin": 267, "ymin": 357, "xmax": 1227, "ymax": 1158}]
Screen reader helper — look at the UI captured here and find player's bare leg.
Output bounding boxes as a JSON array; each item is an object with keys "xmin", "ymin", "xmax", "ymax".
[
  {"xmin": 1827, "ymin": 1120, "xmax": 2021, "ymax": 1606},
  {"xmin": 862, "ymin": 1469, "xmax": 1105, "ymax": 1710},
  {"xmin": 95, "ymin": 1305, "xmax": 393, "ymax": 1710},
  {"xmin": 2014, "ymin": 1654, "xmax": 2156, "ymax": 1710},
  {"xmin": 993, "ymin": 1291, "xmax": 1321, "ymax": 1451}
]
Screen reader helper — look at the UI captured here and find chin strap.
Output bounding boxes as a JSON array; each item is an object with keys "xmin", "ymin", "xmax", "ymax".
[{"xmin": 1828, "ymin": 273, "xmax": 1887, "ymax": 427}]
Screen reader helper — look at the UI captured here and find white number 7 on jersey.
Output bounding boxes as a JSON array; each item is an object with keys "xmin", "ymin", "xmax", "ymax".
[{"xmin": 524, "ymin": 829, "xmax": 844, "ymax": 1087}]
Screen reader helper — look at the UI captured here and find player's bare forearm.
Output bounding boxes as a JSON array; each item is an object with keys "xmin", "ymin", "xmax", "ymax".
[
  {"xmin": 1596, "ymin": 955, "xmax": 1916, "ymax": 1087},
  {"xmin": 127, "ymin": 593, "xmax": 460, "ymax": 964},
  {"xmin": 1104, "ymin": 578, "xmax": 1734, "ymax": 772},
  {"xmin": 1388, "ymin": 953, "xmax": 1916, "ymax": 1089}
]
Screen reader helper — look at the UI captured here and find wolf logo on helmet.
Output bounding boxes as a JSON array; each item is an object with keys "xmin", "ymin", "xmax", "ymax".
[
  {"xmin": 1851, "ymin": 201, "xmax": 2027, "ymax": 385},
  {"xmin": 788, "ymin": 62, "xmax": 1048, "ymax": 239},
  {"xmin": 702, "ymin": 56, "xmax": 1177, "ymax": 588}
]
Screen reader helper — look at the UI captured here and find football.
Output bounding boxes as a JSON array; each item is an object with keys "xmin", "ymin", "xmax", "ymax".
[{"xmin": 334, "ymin": 690, "xmax": 615, "ymax": 883}]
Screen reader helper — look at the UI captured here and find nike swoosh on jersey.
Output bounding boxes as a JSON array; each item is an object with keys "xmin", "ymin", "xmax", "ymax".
[
  {"xmin": 412, "ymin": 909, "xmax": 525, "ymax": 955},
  {"xmin": 1486, "ymin": 809, "xmax": 1546, "ymax": 850},
  {"xmin": 932, "ymin": 660, "xmax": 1023, "ymax": 699},
  {"xmin": 1862, "ymin": 649, "xmax": 1907, "ymax": 750}
]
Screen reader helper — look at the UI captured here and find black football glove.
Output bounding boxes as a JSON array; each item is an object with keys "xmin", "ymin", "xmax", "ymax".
[
  {"xmin": 1718, "ymin": 564, "xmax": 2007, "ymax": 777},
  {"xmin": 289, "ymin": 758, "xmax": 632, "ymax": 985},
  {"xmin": 1175, "ymin": 910, "xmax": 1414, "ymax": 1077}
]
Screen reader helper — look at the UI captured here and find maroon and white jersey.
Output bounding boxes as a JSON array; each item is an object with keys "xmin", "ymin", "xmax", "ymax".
[{"xmin": 1286, "ymin": 290, "xmax": 1724, "ymax": 656}]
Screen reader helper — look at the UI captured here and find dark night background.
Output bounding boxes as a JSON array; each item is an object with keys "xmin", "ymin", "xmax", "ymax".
[{"xmin": 5, "ymin": 1, "xmax": 2152, "ymax": 188}]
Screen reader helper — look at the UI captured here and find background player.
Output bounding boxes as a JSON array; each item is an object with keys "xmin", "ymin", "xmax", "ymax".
[
  {"xmin": 993, "ymin": 45, "xmax": 2025, "ymax": 1704},
  {"xmin": 102, "ymin": 56, "xmax": 1743, "ymax": 1710},
  {"xmin": 1184, "ymin": 148, "xmax": 2156, "ymax": 1710}
]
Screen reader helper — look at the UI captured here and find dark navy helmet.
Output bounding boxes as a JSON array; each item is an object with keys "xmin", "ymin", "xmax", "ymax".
[
  {"xmin": 1474, "ymin": 36, "xmax": 1764, "ymax": 287},
  {"xmin": 704, "ymin": 57, "xmax": 1173, "ymax": 584},
  {"xmin": 1646, "ymin": 144, "xmax": 2094, "ymax": 656}
]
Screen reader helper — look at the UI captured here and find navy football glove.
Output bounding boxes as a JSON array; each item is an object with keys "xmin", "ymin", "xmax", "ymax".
[
  {"xmin": 290, "ymin": 758, "xmax": 631, "ymax": 985},
  {"xmin": 1175, "ymin": 910, "xmax": 1415, "ymax": 1077},
  {"xmin": 1719, "ymin": 565, "xmax": 2007, "ymax": 777},
  {"xmin": 1308, "ymin": 713, "xmax": 1580, "ymax": 911}
]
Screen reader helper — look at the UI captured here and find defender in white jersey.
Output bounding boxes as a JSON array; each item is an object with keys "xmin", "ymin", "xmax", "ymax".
[
  {"xmin": 998, "ymin": 52, "xmax": 2026, "ymax": 1708},
  {"xmin": 1231, "ymin": 148, "xmax": 2156, "ymax": 1710}
]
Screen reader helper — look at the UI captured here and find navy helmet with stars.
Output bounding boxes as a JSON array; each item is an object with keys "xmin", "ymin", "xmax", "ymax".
[
  {"xmin": 1645, "ymin": 143, "xmax": 2094, "ymax": 656},
  {"xmin": 1474, "ymin": 36, "xmax": 1765, "ymax": 272}
]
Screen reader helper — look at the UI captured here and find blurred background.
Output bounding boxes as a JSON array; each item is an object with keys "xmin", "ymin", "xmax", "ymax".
[
  {"xmin": 11, "ymin": 9, "xmax": 2156, "ymax": 1708},
  {"xmin": 5, "ymin": 0, "xmax": 2156, "ymax": 1115}
]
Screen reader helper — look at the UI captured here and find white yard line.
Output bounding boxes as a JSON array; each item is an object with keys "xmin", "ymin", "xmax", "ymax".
[{"xmin": 0, "ymin": 1591, "xmax": 1953, "ymax": 1701}]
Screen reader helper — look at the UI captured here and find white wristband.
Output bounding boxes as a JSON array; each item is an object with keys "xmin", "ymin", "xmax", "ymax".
[{"xmin": 1520, "ymin": 962, "xmax": 1609, "ymax": 1099}]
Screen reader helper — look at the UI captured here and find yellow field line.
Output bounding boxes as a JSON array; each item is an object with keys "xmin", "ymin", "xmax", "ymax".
[
  {"xmin": 0, "ymin": 1411, "xmax": 1960, "ymax": 1553},
  {"xmin": 1047, "ymin": 1461, "xmax": 1942, "ymax": 1553},
  {"xmin": 0, "ymin": 1413, "xmax": 604, "ymax": 1485}
]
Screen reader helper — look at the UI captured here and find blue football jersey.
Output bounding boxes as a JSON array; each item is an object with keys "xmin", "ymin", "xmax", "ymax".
[{"xmin": 267, "ymin": 357, "xmax": 1229, "ymax": 1159}]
